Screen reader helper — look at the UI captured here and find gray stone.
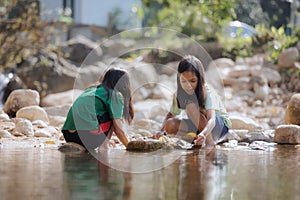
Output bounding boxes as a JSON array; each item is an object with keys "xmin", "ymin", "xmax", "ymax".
[{"xmin": 274, "ymin": 124, "xmax": 300, "ymax": 144}]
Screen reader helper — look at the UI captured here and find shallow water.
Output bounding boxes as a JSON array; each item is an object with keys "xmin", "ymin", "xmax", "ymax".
[{"xmin": 0, "ymin": 145, "xmax": 300, "ymax": 200}]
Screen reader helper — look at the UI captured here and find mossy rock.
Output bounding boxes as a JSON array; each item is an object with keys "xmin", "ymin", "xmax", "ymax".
[
  {"xmin": 58, "ymin": 142, "xmax": 87, "ymax": 153},
  {"xmin": 126, "ymin": 140, "xmax": 166, "ymax": 152}
]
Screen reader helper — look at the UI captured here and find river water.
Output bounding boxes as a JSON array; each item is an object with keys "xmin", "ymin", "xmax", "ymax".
[{"xmin": 0, "ymin": 145, "xmax": 300, "ymax": 200}]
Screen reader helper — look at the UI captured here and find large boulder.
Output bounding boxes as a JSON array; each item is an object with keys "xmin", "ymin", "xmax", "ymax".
[{"xmin": 3, "ymin": 89, "xmax": 40, "ymax": 117}]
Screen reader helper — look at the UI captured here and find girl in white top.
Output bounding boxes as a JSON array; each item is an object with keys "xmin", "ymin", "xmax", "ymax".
[{"xmin": 157, "ymin": 55, "xmax": 231, "ymax": 148}]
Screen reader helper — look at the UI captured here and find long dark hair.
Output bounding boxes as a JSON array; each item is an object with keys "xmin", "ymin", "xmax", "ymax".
[
  {"xmin": 100, "ymin": 68, "xmax": 134, "ymax": 124},
  {"xmin": 176, "ymin": 55, "xmax": 206, "ymax": 109}
]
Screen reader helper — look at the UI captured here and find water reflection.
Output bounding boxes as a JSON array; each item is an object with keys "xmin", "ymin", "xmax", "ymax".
[
  {"xmin": 94, "ymin": 148, "xmax": 183, "ymax": 173},
  {"xmin": 0, "ymin": 148, "xmax": 66, "ymax": 200},
  {"xmin": 62, "ymin": 148, "xmax": 226, "ymax": 200},
  {"xmin": 176, "ymin": 149, "xmax": 224, "ymax": 200},
  {"xmin": 0, "ymin": 146, "xmax": 300, "ymax": 199},
  {"xmin": 63, "ymin": 153, "xmax": 132, "ymax": 200}
]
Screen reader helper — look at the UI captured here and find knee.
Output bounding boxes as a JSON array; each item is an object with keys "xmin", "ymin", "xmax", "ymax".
[{"xmin": 165, "ymin": 118, "xmax": 179, "ymax": 135}]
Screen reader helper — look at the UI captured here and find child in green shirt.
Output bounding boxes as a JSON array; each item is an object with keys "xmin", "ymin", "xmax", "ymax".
[{"xmin": 61, "ymin": 68, "xmax": 134, "ymax": 150}]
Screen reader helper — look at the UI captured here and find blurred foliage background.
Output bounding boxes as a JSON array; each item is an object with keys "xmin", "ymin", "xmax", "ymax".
[
  {"xmin": 0, "ymin": 0, "xmax": 299, "ymax": 73},
  {"xmin": 138, "ymin": 0, "xmax": 298, "ymax": 61}
]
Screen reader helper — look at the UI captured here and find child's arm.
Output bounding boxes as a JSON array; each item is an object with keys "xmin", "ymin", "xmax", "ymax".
[
  {"xmin": 194, "ymin": 109, "xmax": 216, "ymax": 147},
  {"xmin": 111, "ymin": 118, "xmax": 129, "ymax": 147},
  {"xmin": 200, "ymin": 109, "xmax": 216, "ymax": 136},
  {"xmin": 153, "ymin": 112, "xmax": 174, "ymax": 139}
]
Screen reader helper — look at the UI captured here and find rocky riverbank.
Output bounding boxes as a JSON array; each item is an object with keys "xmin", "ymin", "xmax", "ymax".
[{"xmin": 1, "ymin": 35, "xmax": 300, "ymax": 151}]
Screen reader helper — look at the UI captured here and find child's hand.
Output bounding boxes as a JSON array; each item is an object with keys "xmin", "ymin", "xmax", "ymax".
[
  {"xmin": 108, "ymin": 139, "xmax": 117, "ymax": 148},
  {"xmin": 194, "ymin": 132, "xmax": 206, "ymax": 146},
  {"xmin": 100, "ymin": 139, "xmax": 117, "ymax": 149},
  {"xmin": 153, "ymin": 131, "xmax": 165, "ymax": 139}
]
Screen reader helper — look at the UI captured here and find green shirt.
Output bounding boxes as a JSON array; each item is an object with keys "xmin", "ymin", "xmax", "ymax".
[
  {"xmin": 170, "ymin": 84, "xmax": 232, "ymax": 128},
  {"xmin": 62, "ymin": 85, "xmax": 124, "ymax": 131}
]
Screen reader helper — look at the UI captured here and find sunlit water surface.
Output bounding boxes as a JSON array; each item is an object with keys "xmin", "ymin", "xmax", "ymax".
[{"xmin": 0, "ymin": 145, "xmax": 300, "ymax": 200}]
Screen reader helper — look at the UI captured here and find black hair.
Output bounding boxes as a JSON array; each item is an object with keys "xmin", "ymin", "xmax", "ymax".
[
  {"xmin": 176, "ymin": 55, "xmax": 206, "ymax": 109},
  {"xmin": 101, "ymin": 68, "xmax": 134, "ymax": 124}
]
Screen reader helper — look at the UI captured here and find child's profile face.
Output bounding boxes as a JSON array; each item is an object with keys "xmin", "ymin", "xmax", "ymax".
[{"xmin": 179, "ymin": 71, "xmax": 198, "ymax": 95}]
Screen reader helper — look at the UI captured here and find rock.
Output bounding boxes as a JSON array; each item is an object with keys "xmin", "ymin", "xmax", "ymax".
[
  {"xmin": 133, "ymin": 118, "xmax": 161, "ymax": 134},
  {"xmin": 40, "ymin": 126, "xmax": 59, "ymax": 135},
  {"xmin": 249, "ymin": 141, "xmax": 271, "ymax": 151},
  {"xmin": 223, "ymin": 130, "xmax": 243, "ymax": 142},
  {"xmin": 32, "ymin": 120, "xmax": 48, "ymax": 128},
  {"xmin": 62, "ymin": 35, "xmax": 103, "ymax": 65},
  {"xmin": 43, "ymin": 104, "xmax": 71, "ymax": 118},
  {"xmin": 274, "ymin": 124, "xmax": 300, "ymax": 144},
  {"xmin": 16, "ymin": 50, "xmax": 78, "ymax": 96},
  {"xmin": 48, "ymin": 115, "xmax": 66, "ymax": 128},
  {"xmin": 261, "ymin": 67, "xmax": 281, "ymax": 85},
  {"xmin": 0, "ymin": 130, "xmax": 13, "ymax": 138},
  {"xmin": 0, "ymin": 112, "xmax": 10, "ymax": 121},
  {"xmin": 231, "ymin": 78, "xmax": 253, "ymax": 94},
  {"xmin": 41, "ymin": 90, "xmax": 82, "ymax": 107},
  {"xmin": 113, "ymin": 59, "xmax": 158, "ymax": 96},
  {"xmin": 75, "ymin": 64, "xmax": 106, "ymax": 90},
  {"xmin": 126, "ymin": 140, "xmax": 166, "ymax": 152},
  {"xmin": 3, "ymin": 89, "xmax": 40, "ymax": 117},
  {"xmin": 135, "ymin": 129, "xmax": 153, "ymax": 137},
  {"xmin": 0, "ymin": 121, "xmax": 15, "ymax": 131},
  {"xmin": 12, "ymin": 118, "xmax": 34, "ymax": 137},
  {"xmin": 161, "ymin": 61, "xmax": 178, "ymax": 75},
  {"xmin": 223, "ymin": 140, "xmax": 238, "ymax": 148},
  {"xmin": 212, "ymin": 57, "xmax": 235, "ymax": 70},
  {"xmin": 285, "ymin": 93, "xmax": 300, "ymax": 125},
  {"xmin": 16, "ymin": 105, "xmax": 49, "ymax": 124},
  {"xmin": 278, "ymin": 47, "xmax": 299, "ymax": 68},
  {"xmin": 58, "ymin": 142, "xmax": 87, "ymax": 153},
  {"xmin": 34, "ymin": 129, "xmax": 52, "ymax": 137},
  {"xmin": 236, "ymin": 55, "xmax": 264, "ymax": 66},
  {"xmin": 228, "ymin": 65, "xmax": 251, "ymax": 78},
  {"xmin": 251, "ymin": 75, "xmax": 269, "ymax": 101},
  {"xmin": 240, "ymin": 130, "xmax": 274, "ymax": 143},
  {"xmin": 102, "ymin": 38, "xmax": 132, "ymax": 57},
  {"xmin": 230, "ymin": 115, "xmax": 263, "ymax": 131}
]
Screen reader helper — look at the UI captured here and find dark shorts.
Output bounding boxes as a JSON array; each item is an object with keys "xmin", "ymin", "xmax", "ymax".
[
  {"xmin": 62, "ymin": 112, "xmax": 112, "ymax": 150},
  {"xmin": 62, "ymin": 130, "xmax": 108, "ymax": 150},
  {"xmin": 184, "ymin": 115, "xmax": 228, "ymax": 142}
]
